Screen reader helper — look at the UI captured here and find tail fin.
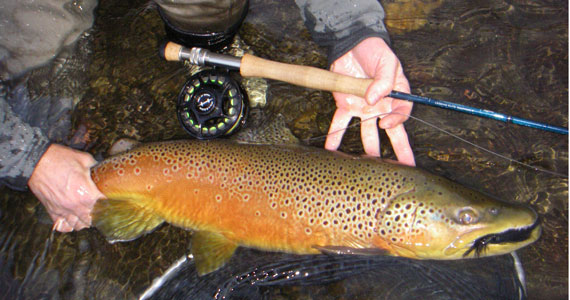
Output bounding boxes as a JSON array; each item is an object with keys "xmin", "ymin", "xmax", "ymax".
[{"xmin": 92, "ymin": 198, "xmax": 164, "ymax": 243}]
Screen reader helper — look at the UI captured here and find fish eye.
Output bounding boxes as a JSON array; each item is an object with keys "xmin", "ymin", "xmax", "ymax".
[
  {"xmin": 457, "ymin": 208, "xmax": 479, "ymax": 225},
  {"xmin": 488, "ymin": 207, "xmax": 499, "ymax": 215}
]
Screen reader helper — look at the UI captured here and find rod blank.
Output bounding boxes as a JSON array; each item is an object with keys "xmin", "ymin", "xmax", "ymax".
[{"xmin": 388, "ymin": 91, "xmax": 568, "ymax": 135}]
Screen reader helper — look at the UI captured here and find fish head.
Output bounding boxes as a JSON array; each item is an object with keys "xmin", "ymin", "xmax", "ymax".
[{"xmin": 375, "ymin": 176, "xmax": 541, "ymax": 260}]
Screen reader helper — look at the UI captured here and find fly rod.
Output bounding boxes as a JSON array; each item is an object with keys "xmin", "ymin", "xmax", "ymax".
[{"xmin": 161, "ymin": 42, "xmax": 568, "ymax": 135}]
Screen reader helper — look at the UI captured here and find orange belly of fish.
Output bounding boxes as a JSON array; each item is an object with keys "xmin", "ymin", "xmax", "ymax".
[{"xmin": 94, "ymin": 153, "xmax": 339, "ymax": 254}]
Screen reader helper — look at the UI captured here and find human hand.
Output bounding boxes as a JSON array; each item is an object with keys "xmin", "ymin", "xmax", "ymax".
[
  {"xmin": 325, "ymin": 37, "xmax": 415, "ymax": 166},
  {"xmin": 28, "ymin": 144, "xmax": 104, "ymax": 232}
]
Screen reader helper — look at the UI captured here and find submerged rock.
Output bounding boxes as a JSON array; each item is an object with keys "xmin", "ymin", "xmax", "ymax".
[{"xmin": 0, "ymin": 0, "xmax": 97, "ymax": 78}]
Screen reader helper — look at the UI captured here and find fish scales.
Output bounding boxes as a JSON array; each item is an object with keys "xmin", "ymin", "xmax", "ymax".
[
  {"xmin": 91, "ymin": 139, "xmax": 540, "ymax": 275},
  {"xmin": 92, "ymin": 140, "xmax": 409, "ymax": 252}
]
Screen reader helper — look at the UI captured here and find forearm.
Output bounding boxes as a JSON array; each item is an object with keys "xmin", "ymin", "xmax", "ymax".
[
  {"xmin": 295, "ymin": 0, "xmax": 390, "ymax": 65},
  {"xmin": 0, "ymin": 97, "xmax": 50, "ymax": 191}
]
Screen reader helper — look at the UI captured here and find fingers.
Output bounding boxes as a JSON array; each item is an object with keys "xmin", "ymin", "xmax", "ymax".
[
  {"xmin": 78, "ymin": 153, "xmax": 103, "ymax": 226},
  {"xmin": 385, "ymin": 124, "xmax": 416, "ymax": 166},
  {"xmin": 30, "ymin": 144, "xmax": 101, "ymax": 234},
  {"xmin": 360, "ymin": 116, "xmax": 381, "ymax": 156},
  {"xmin": 355, "ymin": 41, "xmax": 398, "ymax": 105},
  {"xmin": 365, "ymin": 60, "xmax": 397, "ymax": 106},
  {"xmin": 328, "ymin": 37, "xmax": 415, "ymax": 164},
  {"xmin": 52, "ymin": 214, "xmax": 90, "ymax": 233},
  {"xmin": 325, "ymin": 108, "xmax": 352, "ymax": 151},
  {"xmin": 378, "ymin": 100, "xmax": 412, "ymax": 129},
  {"xmin": 379, "ymin": 62, "xmax": 412, "ymax": 129},
  {"xmin": 53, "ymin": 218, "xmax": 73, "ymax": 232},
  {"xmin": 79, "ymin": 172, "xmax": 104, "ymax": 208},
  {"xmin": 48, "ymin": 200, "xmax": 92, "ymax": 231}
]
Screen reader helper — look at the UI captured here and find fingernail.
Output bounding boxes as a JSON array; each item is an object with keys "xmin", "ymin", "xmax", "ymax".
[{"xmin": 52, "ymin": 219, "xmax": 62, "ymax": 231}]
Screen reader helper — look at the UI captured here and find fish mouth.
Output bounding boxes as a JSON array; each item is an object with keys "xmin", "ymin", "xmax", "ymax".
[{"xmin": 463, "ymin": 218, "xmax": 541, "ymax": 257}]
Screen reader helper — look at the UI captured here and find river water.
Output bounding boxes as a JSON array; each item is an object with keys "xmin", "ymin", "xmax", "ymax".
[{"xmin": 0, "ymin": 0, "xmax": 567, "ymax": 299}]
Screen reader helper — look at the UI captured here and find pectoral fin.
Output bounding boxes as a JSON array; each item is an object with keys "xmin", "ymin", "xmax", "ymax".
[
  {"xmin": 191, "ymin": 231, "xmax": 238, "ymax": 276},
  {"xmin": 314, "ymin": 245, "xmax": 389, "ymax": 256},
  {"xmin": 91, "ymin": 198, "xmax": 164, "ymax": 243}
]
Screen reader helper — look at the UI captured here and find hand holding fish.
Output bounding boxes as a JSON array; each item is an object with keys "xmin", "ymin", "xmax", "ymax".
[
  {"xmin": 326, "ymin": 37, "xmax": 415, "ymax": 166},
  {"xmin": 29, "ymin": 144, "xmax": 104, "ymax": 232}
]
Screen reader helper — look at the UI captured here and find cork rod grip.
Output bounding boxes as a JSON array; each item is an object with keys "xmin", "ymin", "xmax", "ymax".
[
  {"xmin": 162, "ymin": 42, "xmax": 183, "ymax": 61},
  {"xmin": 240, "ymin": 54, "xmax": 372, "ymax": 98}
]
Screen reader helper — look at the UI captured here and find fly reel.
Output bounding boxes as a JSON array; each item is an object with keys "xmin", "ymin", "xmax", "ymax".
[{"xmin": 177, "ymin": 70, "xmax": 247, "ymax": 139}]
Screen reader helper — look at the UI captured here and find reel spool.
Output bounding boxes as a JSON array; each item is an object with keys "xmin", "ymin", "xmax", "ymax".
[{"xmin": 177, "ymin": 70, "xmax": 247, "ymax": 139}]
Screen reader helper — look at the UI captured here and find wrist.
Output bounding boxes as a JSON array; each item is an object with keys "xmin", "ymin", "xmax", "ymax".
[{"xmin": 329, "ymin": 30, "xmax": 390, "ymax": 67}]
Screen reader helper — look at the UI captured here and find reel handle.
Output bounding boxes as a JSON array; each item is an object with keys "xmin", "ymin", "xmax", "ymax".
[{"xmin": 161, "ymin": 41, "xmax": 372, "ymax": 97}]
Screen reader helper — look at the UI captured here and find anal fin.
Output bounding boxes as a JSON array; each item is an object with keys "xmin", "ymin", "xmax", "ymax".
[
  {"xmin": 191, "ymin": 231, "xmax": 238, "ymax": 276},
  {"xmin": 91, "ymin": 198, "xmax": 164, "ymax": 243}
]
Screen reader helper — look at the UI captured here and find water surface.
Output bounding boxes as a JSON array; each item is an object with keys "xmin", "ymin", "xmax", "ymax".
[{"xmin": 0, "ymin": 0, "xmax": 566, "ymax": 299}]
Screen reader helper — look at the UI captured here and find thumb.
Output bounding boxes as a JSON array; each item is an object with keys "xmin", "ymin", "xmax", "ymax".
[{"xmin": 365, "ymin": 78, "xmax": 393, "ymax": 106}]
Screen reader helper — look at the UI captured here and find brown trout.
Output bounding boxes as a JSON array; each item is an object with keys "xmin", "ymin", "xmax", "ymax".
[{"xmin": 91, "ymin": 140, "xmax": 540, "ymax": 275}]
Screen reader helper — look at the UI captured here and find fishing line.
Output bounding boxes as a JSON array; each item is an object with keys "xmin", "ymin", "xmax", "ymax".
[
  {"xmin": 304, "ymin": 112, "xmax": 568, "ymax": 178},
  {"xmin": 510, "ymin": 252, "xmax": 527, "ymax": 300},
  {"xmin": 139, "ymin": 254, "xmax": 189, "ymax": 300}
]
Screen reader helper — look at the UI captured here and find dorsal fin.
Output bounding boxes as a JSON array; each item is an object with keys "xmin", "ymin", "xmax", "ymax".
[
  {"xmin": 108, "ymin": 138, "xmax": 141, "ymax": 156},
  {"xmin": 231, "ymin": 113, "xmax": 299, "ymax": 145}
]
